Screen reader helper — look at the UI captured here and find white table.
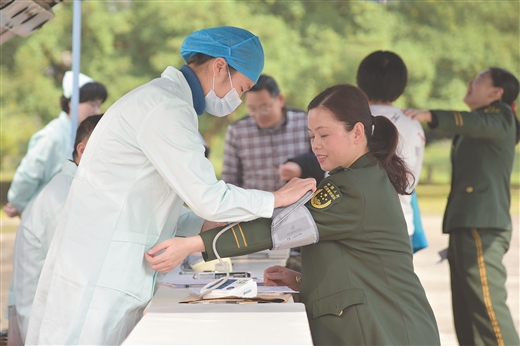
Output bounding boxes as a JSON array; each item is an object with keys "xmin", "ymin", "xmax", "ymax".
[{"xmin": 122, "ymin": 286, "xmax": 313, "ymax": 345}]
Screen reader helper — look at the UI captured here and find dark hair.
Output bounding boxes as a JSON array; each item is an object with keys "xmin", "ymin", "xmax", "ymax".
[
  {"xmin": 72, "ymin": 114, "xmax": 103, "ymax": 161},
  {"xmin": 489, "ymin": 67, "xmax": 520, "ymax": 143},
  {"xmin": 356, "ymin": 51, "xmax": 407, "ymax": 103},
  {"xmin": 186, "ymin": 53, "xmax": 237, "ymax": 73},
  {"xmin": 308, "ymin": 84, "xmax": 412, "ymax": 194},
  {"xmin": 60, "ymin": 82, "xmax": 108, "ymax": 114},
  {"xmin": 248, "ymin": 74, "xmax": 280, "ymax": 97}
]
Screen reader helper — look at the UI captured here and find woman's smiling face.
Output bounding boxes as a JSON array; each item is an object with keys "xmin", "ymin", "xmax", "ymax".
[{"xmin": 308, "ymin": 107, "xmax": 364, "ymax": 171}]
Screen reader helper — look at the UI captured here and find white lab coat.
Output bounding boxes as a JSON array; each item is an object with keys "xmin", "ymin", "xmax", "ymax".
[
  {"xmin": 11, "ymin": 160, "xmax": 77, "ymax": 342},
  {"xmin": 26, "ymin": 67, "xmax": 274, "ymax": 345},
  {"xmin": 370, "ymin": 105, "xmax": 425, "ymax": 235},
  {"xmin": 8, "ymin": 112, "xmax": 71, "ymax": 212}
]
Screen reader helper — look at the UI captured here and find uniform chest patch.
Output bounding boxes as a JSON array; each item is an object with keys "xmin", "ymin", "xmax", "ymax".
[{"xmin": 310, "ymin": 181, "xmax": 342, "ymax": 210}]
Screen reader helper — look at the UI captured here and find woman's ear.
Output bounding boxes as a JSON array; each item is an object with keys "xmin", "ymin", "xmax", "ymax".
[
  {"xmin": 211, "ymin": 57, "xmax": 228, "ymax": 77},
  {"xmin": 353, "ymin": 122, "xmax": 366, "ymax": 145},
  {"xmin": 490, "ymin": 86, "xmax": 504, "ymax": 101}
]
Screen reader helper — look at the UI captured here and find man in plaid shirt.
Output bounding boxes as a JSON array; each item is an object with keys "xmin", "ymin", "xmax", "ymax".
[{"xmin": 222, "ymin": 74, "xmax": 318, "ymax": 192}]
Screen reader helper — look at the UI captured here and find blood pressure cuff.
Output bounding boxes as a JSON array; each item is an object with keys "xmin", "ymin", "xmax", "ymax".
[{"xmin": 270, "ymin": 190, "xmax": 319, "ymax": 250}]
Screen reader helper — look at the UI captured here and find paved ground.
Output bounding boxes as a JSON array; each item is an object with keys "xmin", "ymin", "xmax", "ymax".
[{"xmin": 0, "ymin": 214, "xmax": 518, "ymax": 344}]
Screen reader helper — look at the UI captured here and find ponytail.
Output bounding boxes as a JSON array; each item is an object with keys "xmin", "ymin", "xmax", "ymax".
[{"xmin": 368, "ymin": 116, "xmax": 413, "ymax": 195}]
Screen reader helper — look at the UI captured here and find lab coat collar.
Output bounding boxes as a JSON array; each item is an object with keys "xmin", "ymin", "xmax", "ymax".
[
  {"xmin": 59, "ymin": 111, "xmax": 71, "ymax": 124},
  {"xmin": 180, "ymin": 65, "xmax": 205, "ymax": 116},
  {"xmin": 61, "ymin": 159, "xmax": 78, "ymax": 177}
]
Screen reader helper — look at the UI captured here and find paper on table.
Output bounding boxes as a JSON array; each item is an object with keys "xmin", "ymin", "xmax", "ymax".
[
  {"xmin": 190, "ymin": 286, "xmax": 297, "ymax": 296},
  {"xmin": 179, "ymin": 293, "xmax": 292, "ymax": 304},
  {"xmin": 159, "ymin": 271, "xmax": 263, "ymax": 288}
]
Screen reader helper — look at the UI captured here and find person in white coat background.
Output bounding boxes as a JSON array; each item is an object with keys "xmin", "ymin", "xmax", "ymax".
[
  {"xmin": 3, "ymin": 72, "xmax": 107, "ymax": 217},
  {"xmin": 26, "ymin": 26, "xmax": 316, "ymax": 345},
  {"xmin": 7, "ymin": 115, "xmax": 103, "ymax": 345}
]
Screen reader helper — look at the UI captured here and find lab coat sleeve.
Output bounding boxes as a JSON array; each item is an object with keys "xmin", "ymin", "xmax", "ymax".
[
  {"xmin": 8, "ymin": 133, "xmax": 62, "ymax": 211},
  {"xmin": 175, "ymin": 206, "xmax": 205, "ymax": 237},
  {"xmin": 136, "ymin": 99, "xmax": 274, "ymax": 222},
  {"xmin": 13, "ymin": 203, "xmax": 57, "ymax": 341},
  {"xmin": 221, "ymin": 125, "xmax": 243, "ymax": 186}
]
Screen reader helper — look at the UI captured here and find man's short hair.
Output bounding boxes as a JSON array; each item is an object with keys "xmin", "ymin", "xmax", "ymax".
[
  {"xmin": 356, "ymin": 51, "xmax": 407, "ymax": 103},
  {"xmin": 72, "ymin": 114, "xmax": 103, "ymax": 160},
  {"xmin": 248, "ymin": 74, "xmax": 280, "ymax": 97}
]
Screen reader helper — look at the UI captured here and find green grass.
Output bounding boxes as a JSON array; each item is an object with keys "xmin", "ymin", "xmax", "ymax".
[
  {"xmin": 0, "ymin": 223, "xmax": 18, "ymax": 234},
  {"xmin": 0, "ymin": 172, "xmax": 14, "ymax": 183}
]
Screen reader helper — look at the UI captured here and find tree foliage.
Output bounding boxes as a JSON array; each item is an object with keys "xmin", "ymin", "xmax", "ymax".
[{"xmin": 1, "ymin": 0, "xmax": 518, "ymax": 173}]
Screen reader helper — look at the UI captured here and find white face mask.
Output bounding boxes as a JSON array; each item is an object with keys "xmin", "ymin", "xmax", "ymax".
[{"xmin": 205, "ymin": 68, "xmax": 242, "ymax": 117}]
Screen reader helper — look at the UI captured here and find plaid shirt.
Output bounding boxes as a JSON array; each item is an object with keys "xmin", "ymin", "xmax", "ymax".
[{"xmin": 222, "ymin": 108, "xmax": 311, "ymax": 191}]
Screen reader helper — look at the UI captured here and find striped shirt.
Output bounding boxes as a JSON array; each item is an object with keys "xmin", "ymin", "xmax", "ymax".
[{"xmin": 222, "ymin": 108, "xmax": 310, "ymax": 191}]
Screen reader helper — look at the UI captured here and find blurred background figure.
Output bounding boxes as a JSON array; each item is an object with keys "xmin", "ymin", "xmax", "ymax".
[
  {"xmin": 7, "ymin": 115, "xmax": 103, "ymax": 345},
  {"xmin": 222, "ymin": 74, "xmax": 320, "ymax": 191},
  {"xmin": 3, "ymin": 71, "xmax": 107, "ymax": 218},
  {"xmin": 357, "ymin": 50, "xmax": 425, "ymax": 245},
  {"xmin": 404, "ymin": 67, "xmax": 520, "ymax": 346}
]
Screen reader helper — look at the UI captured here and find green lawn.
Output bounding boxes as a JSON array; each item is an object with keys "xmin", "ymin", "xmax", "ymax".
[{"xmin": 0, "ymin": 223, "xmax": 18, "ymax": 234}]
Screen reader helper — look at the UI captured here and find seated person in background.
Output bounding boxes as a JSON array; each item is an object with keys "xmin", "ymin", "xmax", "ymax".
[
  {"xmin": 3, "ymin": 72, "xmax": 107, "ymax": 217},
  {"xmin": 222, "ymin": 74, "xmax": 322, "ymax": 191},
  {"xmin": 8, "ymin": 115, "xmax": 103, "ymax": 345},
  {"xmin": 146, "ymin": 84, "xmax": 440, "ymax": 346}
]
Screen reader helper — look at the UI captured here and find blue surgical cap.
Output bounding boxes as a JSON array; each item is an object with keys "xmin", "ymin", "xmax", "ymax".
[{"xmin": 180, "ymin": 26, "xmax": 264, "ymax": 83}]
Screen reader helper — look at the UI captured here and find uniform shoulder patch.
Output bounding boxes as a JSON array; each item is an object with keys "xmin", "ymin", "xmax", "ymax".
[
  {"xmin": 310, "ymin": 181, "xmax": 342, "ymax": 210},
  {"xmin": 484, "ymin": 106, "xmax": 500, "ymax": 113}
]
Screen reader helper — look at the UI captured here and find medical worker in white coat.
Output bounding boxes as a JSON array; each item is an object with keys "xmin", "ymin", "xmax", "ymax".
[
  {"xmin": 26, "ymin": 26, "xmax": 316, "ymax": 345},
  {"xmin": 3, "ymin": 72, "xmax": 107, "ymax": 217},
  {"xmin": 8, "ymin": 115, "xmax": 103, "ymax": 345}
]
